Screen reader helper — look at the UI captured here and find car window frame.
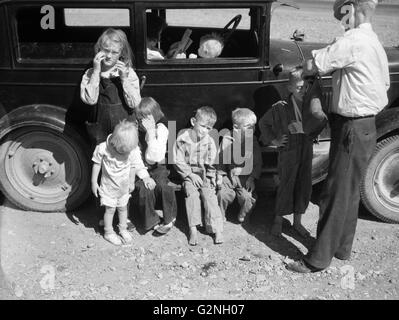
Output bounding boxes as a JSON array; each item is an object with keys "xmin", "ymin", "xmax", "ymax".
[
  {"xmin": 136, "ymin": 1, "xmax": 269, "ymax": 69},
  {"xmin": 8, "ymin": 2, "xmax": 135, "ymax": 68}
]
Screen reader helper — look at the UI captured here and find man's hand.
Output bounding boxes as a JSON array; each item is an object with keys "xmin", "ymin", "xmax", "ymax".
[
  {"xmin": 272, "ymin": 100, "xmax": 288, "ymax": 109},
  {"xmin": 188, "ymin": 173, "xmax": 203, "ymax": 188},
  {"xmin": 272, "ymin": 135, "xmax": 288, "ymax": 148},
  {"xmin": 115, "ymin": 60, "xmax": 129, "ymax": 79},
  {"xmin": 143, "ymin": 177, "xmax": 156, "ymax": 190},
  {"xmin": 141, "ymin": 115, "xmax": 156, "ymax": 132},
  {"xmin": 91, "ymin": 183, "xmax": 100, "ymax": 198},
  {"xmin": 93, "ymin": 51, "xmax": 106, "ymax": 74},
  {"xmin": 246, "ymin": 176, "xmax": 256, "ymax": 193}
]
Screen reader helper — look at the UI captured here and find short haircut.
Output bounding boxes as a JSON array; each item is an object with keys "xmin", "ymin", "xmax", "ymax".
[
  {"xmin": 193, "ymin": 106, "xmax": 217, "ymax": 126},
  {"xmin": 232, "ymin": 108, "xmax": 257, "ymax": 126},
  {"xmin": 288, "ymin": 66, "xmax": 303, "ymax": 87},
  {"xmin": 109, "ymin": 120, "xmax": 138, "ymax": 154},
  {"xmin": 198, "ymin": 33, "xmax": 224, "ymax": 58},
  {"xmin": 147, "ymin": 13, "xmax": 167, "ymax": 42},
  {"xmin": 136, "ymin": 97, "xmax": 165, "ymax": 123},
  {"xmin": 94, "ymin": 28, "xmax": 134, "ymax": 68}
]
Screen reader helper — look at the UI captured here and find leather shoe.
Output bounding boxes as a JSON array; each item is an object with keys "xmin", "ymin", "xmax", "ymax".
[{"xmin": 286, "ymin": 259, "xmax": 321, "ymax": 273}]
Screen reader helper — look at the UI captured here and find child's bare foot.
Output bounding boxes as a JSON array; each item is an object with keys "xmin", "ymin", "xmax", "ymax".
[
  {"xmin": 293, "ymin": 223, "xmax": 311, "ymax": 238},
  {"xmin": 271, "ymin": 217, "xmax": 283, "ymax": 236},
  {"xmin": 214, "ymin": 232, "xmax": 224, "ymax": 244},
  {"xmin": 104, "ymin": 232, "xmax": 122, "ymax": 246},
  {"xmin": 189, "ymin": 227, "xmax": 198, "ymax": 246},
  {"xmin": 119, "ymin": 230, "xmax": 133, "ymax": 243}
]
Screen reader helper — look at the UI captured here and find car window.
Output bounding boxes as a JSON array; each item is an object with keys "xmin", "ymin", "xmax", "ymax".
[
  {"xmin": 145, "ymin": 7, "xmax": 259, "ymax": 62},
  {"xmin": 15, "ymin": 6, "xmax": 130, "ymax": 63}
]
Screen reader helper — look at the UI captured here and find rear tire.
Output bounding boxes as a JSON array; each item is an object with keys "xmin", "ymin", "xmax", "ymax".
[
  {"xmin": 0, "ymin": 126, "xmax": 90, "ymax": 212},
  {"xmin": 361, "ymin": 135, "xmax": 399, "ymax": 223}
]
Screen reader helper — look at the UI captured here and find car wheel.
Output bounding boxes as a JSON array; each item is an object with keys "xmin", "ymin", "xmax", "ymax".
[
  {"xmin": 0, "ymin": 126, "xmax": 90, "ymax": 212},
  {"xmin": 361, "ymin": 135, "xmax": 399, "ymax": 223}
]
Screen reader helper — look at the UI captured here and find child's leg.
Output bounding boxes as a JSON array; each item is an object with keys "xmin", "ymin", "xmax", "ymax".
[
  {"xmin": 236, "ymin": 187, "xmax": 256, "ymax": 223},
  {"xmin": 217, "ymin": 177, "xmax": 236, "ymax": 221},
  {"xmin": 183, "ymin": 181, "xmax": 202, "ymax": 245},
  {"xmin": 200, "ymin": 185, "xmax": 224, "ymax": 244},
  {"xmin": 103, "ymin": 206, "xmax": 122, "ymax": 245},
  {"xmin": 117, "ymin": 205, "xmax": 133, "ymax": 243},
  {"xmin": 272, "ymin": 148, "xmax": 298, "ymax": 236},
  {"xmin": 292, "ymin": 137, "xmax": 313, "ymax": 237}
]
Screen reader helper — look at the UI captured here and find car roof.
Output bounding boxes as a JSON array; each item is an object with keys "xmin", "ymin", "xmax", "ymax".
[{"xmin": 0, "ymin": 0, "xmax": 275, "ymax": 4}]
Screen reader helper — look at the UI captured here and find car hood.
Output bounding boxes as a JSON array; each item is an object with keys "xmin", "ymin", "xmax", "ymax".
[{"xmin": 270, "ymin": 39, "xmax": 399, "ymax": 74}]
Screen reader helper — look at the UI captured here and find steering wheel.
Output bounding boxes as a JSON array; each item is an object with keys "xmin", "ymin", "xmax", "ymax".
[{"xmin": 222, "ymin": 14, "xmax": 242, "ymax": 44}]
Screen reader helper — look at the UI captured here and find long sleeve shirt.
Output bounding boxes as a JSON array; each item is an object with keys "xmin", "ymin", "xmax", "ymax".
[
  {"xmin": 173, "ymin": 129, "xmax": 218, "ymax": 180},
  {"xmin": 144, "ymin": 122, "xmax": 169, "ymax": 165},
  {"xmin": 312, "ymin": 23, "xmax": 389, "ymax": 117},
  {"xmin": 80, "ymin": 67, "xmax": 141, "ymax": 109},
  {"xmin": 217, "ymin": 130, "xmax": 262, "ymax": 179}
]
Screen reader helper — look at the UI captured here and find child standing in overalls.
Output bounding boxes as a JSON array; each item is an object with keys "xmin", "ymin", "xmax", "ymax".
[
  {"xmin": 259, "ymin": 66, "xmax": 313, "ymax": 237},
  {"xmin": 81, "ymin": 28, "xmax": 141, "ymax": 144}
]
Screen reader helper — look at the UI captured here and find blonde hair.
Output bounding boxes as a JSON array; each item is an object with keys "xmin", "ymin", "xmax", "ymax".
[
  {"xmin": 136, "ymin": 97, "xmax": 165, "ymax": 123},
  {"xmin": 109, "ymin": 120, "xmax": 138, "ymax": 154},
  {"xmin": 232, "ymin": 108, "xmax": 257, "ymax": 126},
  {"xmin": 193, "ymin": 106, "xmax": 217, "ymax": 126},
  {"xmin": 94, "ymin": 28, "xmax": 134, "ymax": 68}
]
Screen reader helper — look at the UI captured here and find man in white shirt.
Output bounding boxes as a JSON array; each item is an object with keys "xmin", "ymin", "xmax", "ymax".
[{"xmin": 288, "ymin": 0, "xmax": 390, "ymax": 273}]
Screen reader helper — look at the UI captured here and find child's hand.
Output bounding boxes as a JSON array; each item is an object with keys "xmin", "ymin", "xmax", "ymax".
[
  {"xmin": 272, "ymin": 135, "xmax": 288, "ymax": 148},
  {"xmin": 229, "ymin": 169, "xmax": 242, "ymax": 188},
  {"xmin": 115, "ymin": 60, "xmax": 129, "ymax": 79},
  {"xmin": 143, "ymin": 177, "xmax": 156, "ymax": 190},
  {"xmin": 272, "ymin": 100, "xmax": 288, "ymax": 108},
  {"xmin": 141, "ymin": 115, "xmax": 156, "ymax": 132},
  {"xmin": 188, "ymin": 174, "xmax": 203, "ymax": 188},
  {"xmin": 216, "ymin": 175, "xmax": 223, "ymax": 189},
  {"xmin": 93, "ymin": 51, "xmax": 105, "ymax": 73},
  {"xmin": 246, "ymin": 177, "xmax": 256, "ymax": 193},
  {"xmin": 91, "ymin": 183, "xmax": 100, "ymax": 198},
  {"xmin": 230, "ymin": 167, "xmax": 242, "ymax": 176}
]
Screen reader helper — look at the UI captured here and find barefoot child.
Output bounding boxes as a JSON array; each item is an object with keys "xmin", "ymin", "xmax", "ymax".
[
  {"xmin": 174, "ymin": 107, "xmax": 224, "ymax": 245},
  {"xmin": 91, "ymin": 120, "xmax": 151, "ymax": 245},
  {"xmin": 259, "ymin": 66, "xmax": 312, "ymax": 237},
  {"xmin": 81, "ymin": 28, "xmax": 141, "ymax": 144},
  {"xmin": 217, "ymin": 108, "xmax": 262, "ymax": 223}
]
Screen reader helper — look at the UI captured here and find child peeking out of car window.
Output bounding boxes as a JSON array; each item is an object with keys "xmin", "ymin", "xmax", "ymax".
[{"xmin": 196, "ymin": 33, "xmax": 224, "ymax": 58}]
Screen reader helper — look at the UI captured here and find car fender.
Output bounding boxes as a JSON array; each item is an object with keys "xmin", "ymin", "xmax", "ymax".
[
  {"xmin": 0, "ymin": 104, "xmax": 69, "ymax": 141},
  {"xmin": 376, "ymin": 107, "xmax": 399, "ymax": 139}
]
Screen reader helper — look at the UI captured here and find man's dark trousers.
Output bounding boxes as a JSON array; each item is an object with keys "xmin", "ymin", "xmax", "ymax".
[{"xmin": 304, "ymin": 113, "xmax": 376, "ymax": 269}]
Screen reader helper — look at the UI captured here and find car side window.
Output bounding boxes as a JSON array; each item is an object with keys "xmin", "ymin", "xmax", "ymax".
[
  {"xmin": 145, "ymin": 7, "xmax": 260, "ymax": 63},
  {"xmin": 14, "ymin": 6, "xmax": 130, "ymax": 64}
]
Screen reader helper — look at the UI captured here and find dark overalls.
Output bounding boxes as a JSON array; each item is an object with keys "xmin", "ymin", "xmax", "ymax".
[
  {"xmin": 87, "ymin": 76, "xmax": 136, "ymax": 144},
  {"xmin": 132, "ymin": 117, "xmax": 177, "ymax": 231}
]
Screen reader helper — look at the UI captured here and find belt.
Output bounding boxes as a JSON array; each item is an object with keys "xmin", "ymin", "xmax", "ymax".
[{"xmin": 331, "ymin": 113, "xmax": 375, "ymax": 120}]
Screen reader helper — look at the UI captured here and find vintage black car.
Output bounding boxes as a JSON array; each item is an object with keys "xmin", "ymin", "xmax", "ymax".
[{"xmin": 0, "ymin": 0, "xmax": 398, "ymax": 222}]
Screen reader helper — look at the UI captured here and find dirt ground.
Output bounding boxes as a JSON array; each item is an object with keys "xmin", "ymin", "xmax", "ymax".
[
  {"xmin": 1, "ymin": 182, "xmax": 399, "ymax": 300},
  {"xmin": 1, "ymin": 1, "xmax": 399, "ymax": 301}
]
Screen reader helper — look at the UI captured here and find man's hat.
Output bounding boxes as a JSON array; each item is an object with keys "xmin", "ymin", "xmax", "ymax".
[{"xmin": 333, "ymin": 0, "xmax": 378, "ymax": 20}]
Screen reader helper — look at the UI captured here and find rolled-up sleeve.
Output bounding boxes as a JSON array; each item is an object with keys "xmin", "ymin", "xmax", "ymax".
[
  {"xmin": 145, "ymin": 123, "xmax": 169, "ymax": 164},
  {"xmin": 80, "ymin": 68, "xmax": 100, "ymax": 105},
  {"xmin": 312, "ymin": 37, "xmax": 356, "ymax": 75},
  {"xmin": 122, "ymin": 68, "xmax": 142, "ymax": 109}
]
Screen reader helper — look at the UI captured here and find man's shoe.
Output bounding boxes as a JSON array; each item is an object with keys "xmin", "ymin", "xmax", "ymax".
[{"xmin": 286, "ymin": 259, "xmax": 321, "ymax": 273}]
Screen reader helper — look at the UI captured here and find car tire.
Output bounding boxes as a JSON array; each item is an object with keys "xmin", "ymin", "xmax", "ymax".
[
  {"xmin": 0, "ymin": 126, "xmax": 91, "ymax": 212},
  {"xmin": 360, "ymin": 135, "xmax": 399, "ymax": 223}
]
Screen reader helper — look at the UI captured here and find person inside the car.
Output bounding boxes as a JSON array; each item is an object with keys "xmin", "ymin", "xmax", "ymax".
[
  {"xmin": 258, "ymin": 66, "xmax": 313, "ymax": 238},
  {"xmin": 81, "ymin": 28, "xmax": 141, "ymax": 143},
  {"xmin": 173, "ymin": 107, "xmax": 224, "ymax": 246},
  {"xmin": 132, "ymin": 97, "xmax": 177, "ymax": 234},
  {"xmin": 91, "ymin": 120, "xmax": 151, "ymax": 246},
  {"xmin": 146, "ymin": 13, "xmax": 185, "ymax": 60},
  {"xmin": 197, "ymin": 33, "xmax": 224, "ymax": 58}
]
